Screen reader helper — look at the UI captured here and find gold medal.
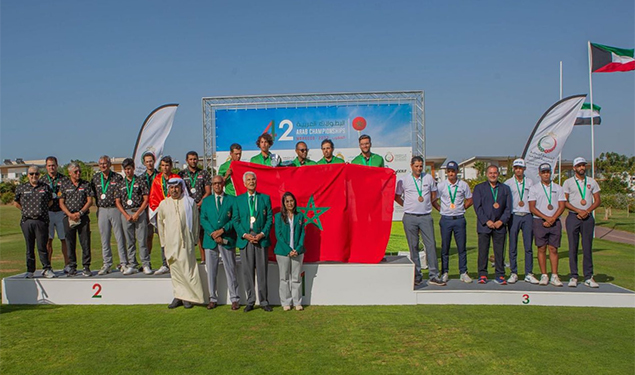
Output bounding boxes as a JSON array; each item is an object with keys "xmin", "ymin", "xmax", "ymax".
[
  {"xmin": 493, "ymin": 203, "xmax": 499, "ymax": 209},
  {"xmin": 450, "ymin": 203, "xmax": 456, "ymax": 209},
  {"xmin": 518, "ymin": 201, "xmax": 525, "ymax": 207},
  {"xmin": 418, "ymin": 196, "xmax": 424, "ymax": 202},
  {"xmin": 547, "ymin": 204, "xmax": 553, "ymax": 210},
  {"xmin": 250, "ymin": 216, "xmax": 256, "ymax": 224},
  {"xmin": 580, "ymin": 199, "xmax": 587, "ymax": 205}
]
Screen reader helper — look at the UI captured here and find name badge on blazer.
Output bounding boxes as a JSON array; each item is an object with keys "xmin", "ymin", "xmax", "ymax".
[{"xmin": 262, "ymin": 208, "xmax": 267, "ymax": 216}]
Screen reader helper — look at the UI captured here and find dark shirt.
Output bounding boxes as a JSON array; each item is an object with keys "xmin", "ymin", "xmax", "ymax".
[
  {"xmin": 91, "ymin": 171, "xmax": 124, "ymax": 208},
  {"xmin": 472, "ymin": 181, "xmax": 512, "ymax": 234},
  {"xmin": 117, "ymin": 175, "xmax": 149, "ymax": 210},
  {"xmin": 178, "ymin": 168, "xmax": 211, "ymax": 203},
  {"xmin": 15, "ymin": 181, "xmax": 52, "ymax": 223},
  {"xmin": 60, "ymin": 178, "xmax": 94, "ymax": 213},
  {"xmin": 142, "ymin": 169, "xmax": 159, "ymax": 193},
  {"xmin": 44, "ymin": 173, "xmax": 69, "ymax": 212}
]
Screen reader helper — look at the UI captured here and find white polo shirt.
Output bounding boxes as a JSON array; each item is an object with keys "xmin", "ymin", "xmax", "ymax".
[
  {"xmin": 504, "ymin": 176, "xmax": 533, "ymax": 214},
  {"xmin": 563, "ymin": 176, "xmax": 600, "ymax": 211},
  {"xmin": 437, "ymin": 179, "xmax": 472, "ymax": 216},
  {"xmin": 528, "ymin": 181, "xmax": 566, "ymax": 218},
  {"xmin": 395, "ymin": 172, "xmax": 437, "ymax": 214}
]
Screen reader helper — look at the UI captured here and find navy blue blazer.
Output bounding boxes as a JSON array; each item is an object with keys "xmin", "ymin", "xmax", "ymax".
[{"xmin": 472, "ymin": 181, "xmax": 512, "ymax": 234}]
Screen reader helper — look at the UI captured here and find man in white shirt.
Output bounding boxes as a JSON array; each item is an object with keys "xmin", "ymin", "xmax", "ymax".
[
  {"xmin": 563, "ymin": 157, "xmax": 601, "ymax": 288},
  {"xmin": 395, "ymin": 156, "xmax": 446, "ymax": 287}
]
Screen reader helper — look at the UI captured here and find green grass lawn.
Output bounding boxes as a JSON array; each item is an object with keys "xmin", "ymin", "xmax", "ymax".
[
  {"xmin": 595, "ymin": 207, "xmax": 635, "ymax": 233},
  {"xmin": 1, "ymin": 205, "xmax": 634, "ymax": 374}
]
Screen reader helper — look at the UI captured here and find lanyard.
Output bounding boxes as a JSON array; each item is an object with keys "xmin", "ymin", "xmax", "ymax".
[
  {"xmin": 248, "ymin": 195, "xmax": 256, "ymax": 217},
  {"xmin": 541, "ymin": 182, "xmax": 552, "ymax": 206},
  {"xmin": 411, "ymin": 175, "xmax": 423, "ymax": 198},
  {"xmin": 162, "ymin": 176, "xmax": 168, "ymax": 198},
  {"xmin": 575, "ymin": 176, "xmax": 587, "ymax": 199},
  {"xmin": 448, "ymin": 182, "xmax": 458, "ymax": 205},
  {"xmin": 490, "ymin": 184, "xmax": 498, "ymax": 202},
  {"xmin": 363, "ymin": 155, "xmax": 371, "ymax": 166},
  {"xmin": 100, "ymin": 172, "xmax": 111, "ymax": 195},
  {"xmin": 188, "ymin": 170, "xmax": 199, "ymax": 188},
  {"xmin": 126, "ymin": 177, "xmax": 135, "ymax": 202},
  {"xmin": 46, "ymin": 174, "xmax": 58, "ymax": 192},
  {"xmin": 145, "ymin": 171, "xmax": 156, "ymax": 188},
  {"xmin": 515, "ymin": 177, "xmax": 525, "ymax": 201}
]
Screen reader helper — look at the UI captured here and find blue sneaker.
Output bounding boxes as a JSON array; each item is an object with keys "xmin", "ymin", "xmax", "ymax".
[
  {"xmin": 494, "ymin": 276, "xmax": 507, "ymax": 285},
  {"xmin": 478, "ymin": 276, "xmax": 487, "ymax": 284}
]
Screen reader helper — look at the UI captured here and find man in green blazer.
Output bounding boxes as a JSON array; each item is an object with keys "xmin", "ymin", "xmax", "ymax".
[
  {"xmin": 234, "ymin": 171, "xmax": 273, "ymax": 312},
  {"xmin": 200, "ymin": 175, "xmax": 240, "ymax": 310}
]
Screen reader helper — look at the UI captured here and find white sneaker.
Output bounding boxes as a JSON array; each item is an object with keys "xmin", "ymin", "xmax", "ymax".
[
  {"xmin": 550, "ymin": 274, "xmax": 563, "ymax": 287},
  {"xmin": 460, "ymin": 273, "xmax": 472, "ymax": 283},
  {"xmin": 507, "ymin": 273, "xmax": 518, "ymax": 284},
  {"xmin": 25, "ymin": 272, "xmax": 34, "ymax": 279},
  {"xmin": 568, "ymin": 278, "xmax": 578, "ymax": 287},
  {"xmin": 524, "ymin": 273, "xmax": 539, "ymax": 284},
  {"xmin": 123, "ymin": 266, "xmax": 139, "ymax": 276},
  {"xmin": 44, "ymin": 269, "xmax": 57, "ymax": 279},
  {"xmin": 441, "ymin": 272, "xmax": 449, "ymax": 283},
  {"xmin": 539, "ymin": 274, "xmax": 549, "ymax": 285},
  {"xmin": 154, "ymin": 265, "xmax": 170, "ymax": 275},
  {"xmin": 584, "ymin": 278, "xmax": 599, "ymax": 288},
  {"xmin": 143, "ymin": 266, "xmax": 154, "ymax": 275},
  {"xmin": 97, "ymin": 265, "xmax": 111, "ymax": 275}
]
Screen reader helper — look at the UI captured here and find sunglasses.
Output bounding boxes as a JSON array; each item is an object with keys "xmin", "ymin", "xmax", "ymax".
[
  {"xmin": 28, "ymin": 172, "xmax": 38, "ymax": 176},
  {"xmin": 297, "ymin": 148, "xmax": 308, "ymax": 152}
]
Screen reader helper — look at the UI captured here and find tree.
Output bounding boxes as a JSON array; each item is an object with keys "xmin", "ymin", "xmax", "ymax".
[
  {"xmin": 473, "ymin": 161, "xmax": 488, "ymax": 178},
  {"xmin": 595, "ymin": 153, "xmax": 635, "ymax": 195}
]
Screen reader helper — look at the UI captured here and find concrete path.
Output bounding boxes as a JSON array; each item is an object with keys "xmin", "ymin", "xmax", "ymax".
[{"xmin": 595, "ymin": 226, "xmax": 635, "ymax": 246}]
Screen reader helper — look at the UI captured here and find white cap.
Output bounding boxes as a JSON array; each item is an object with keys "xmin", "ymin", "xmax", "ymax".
[
  {"xmin": 574, "ymin": 157, "xmax": 587, "ymax": 167},
  {"xmin": 512, "ymin": 158, "xmax": 526, "ymax": 168}
]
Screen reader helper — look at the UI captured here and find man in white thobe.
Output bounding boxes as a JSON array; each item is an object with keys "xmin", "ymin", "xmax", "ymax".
[{"xmin": 157, "ymin": 177, "xmax": 205, "ymax": 308}]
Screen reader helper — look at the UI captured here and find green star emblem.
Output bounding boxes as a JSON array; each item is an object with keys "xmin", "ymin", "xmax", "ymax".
[{"xmin": 298, "ymin": 195, "xmax": 330, "ymax": 231}]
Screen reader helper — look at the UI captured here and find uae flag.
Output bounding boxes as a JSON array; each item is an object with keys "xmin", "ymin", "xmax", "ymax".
[
  {"xmin": 575, "ymin": 103, "xmax": 601, "ymax": 125},
  {"xmin": 591, "ymin": 43, "xmax": 635, "ymax": 73},
  {"xmin": 230, "ymin": 161, "xmax": 396, "ymax": 263}
]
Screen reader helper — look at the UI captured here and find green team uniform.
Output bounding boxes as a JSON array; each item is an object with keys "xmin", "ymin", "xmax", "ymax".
[
  {"xmin": 217, "ymin": 160, "xmax": 236, "ymax": 196},
  {"xmin": 250, "ymin": 153, "xmax": 273, "ymax": 166},
  {"xmin": 351, "ymin": 153, "xmax": 385, "ymax": 167},
  {"xmin": 317, "ymin": 156, "xmax": 345, "ymax": 165},
  {"xmin": 291, "ymin": 157, "xmax": 317, "ymax": 167}
]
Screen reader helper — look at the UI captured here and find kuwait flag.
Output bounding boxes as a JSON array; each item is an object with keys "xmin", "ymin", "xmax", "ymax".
[
  {"xmin": 230, "ymin": 161, "xmax": 396, "ymax": 263},
  {"xmin": 591, "ymin": 43, "xmax": 634, "ymax": 73},
  {"xmin": 575, "ymin": 103, "xmax": 601, "ymax": 125}
]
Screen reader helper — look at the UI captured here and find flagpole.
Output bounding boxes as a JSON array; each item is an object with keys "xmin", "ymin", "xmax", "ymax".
[
  {"xmin": 558, "ymin": 60, "xmax": 563, "ymax": 184},
  {"xmin": 588, "ymin": 41, "xmax": 595, "ymax": 178}
]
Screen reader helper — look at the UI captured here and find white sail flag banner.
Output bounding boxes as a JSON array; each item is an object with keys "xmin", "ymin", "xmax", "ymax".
[
  {"xmin": 132, "ymin": 104, "xmax": 179, "ymax": 175},
  {"xmin": 521, "ymin": 95, "xmax": 586, "ymax": 185}
]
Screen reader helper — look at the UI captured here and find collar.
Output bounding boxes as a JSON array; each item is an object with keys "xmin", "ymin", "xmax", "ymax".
[{"xmin": 214, "ymin": 193, "xmax": 224, "ymax": 199}]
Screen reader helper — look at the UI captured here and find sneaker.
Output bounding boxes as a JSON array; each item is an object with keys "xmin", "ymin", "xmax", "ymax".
[
  {"xmin": 82, "ymin": 267, "xmax": 92, "ymax": 277},
  {"xmin": 63, "ymin": 264, "xmax": 71, "ymax": 274},
  {"xmin": 568, "ymin": 278, "xmax": 578, "ymax": 288},
  {"xmin": 295, "ymin": 305, "xmax": 304, "ymax": 311},
  {"xmin": 478, "ymin": 276, "xmax": 487, "ymax": 284},
  {"xmin": 25, "ymin": 272, "xmax": 34, "ymax": 279},
  {"xmin": 414, "ymin": 279, "xmax": 423, "ymax": 286},
  {"xmin": 201, "ymin": 261, "xmax": 206, "ymax": 265},
  {"xmin": 441, "ymin": 273, "xmax": 449, "ymax": 283},
  {"xmin": 123, "ymin": 266, "xmax": 139, "ymax": 276},
  {"xmin": 283, "ymin": 306, "xmax": 291, "ymax": 311},
  {"xmin": 154, "ymin": 265, "xmax": 170, "ymax": 275},
  {"xmin": 460, "ymin": 273, "xmax": 473, "ymax": 283},
  {"xmin": 43, "ymin": 269, "xmax": 57, "ymax": 279},
  {"xmin": 539, "ymin": 274, "xmax": 549, "ymax": 286},
  {"xmin": 507, "ymin": 273, "xmax": 518, "ymax": 284},
  {"xmin": 550, "ymin": 274, "xmax": 563, "ymax": 287},
  {"xmin": 494, "ymin": 276, "xmax": 507, "ymax": 285},
  {"xmin": 428, "ymin": 277, "xmax": 447, "ymax": 286},
  {"xmin": 524, "ymin": 273, "xmax": 539, "ymax": 284},
  {"xmin": 584, "ymin": 278, "xmax": 599, "ymax": 288},
  {"xmin": 67, "ymin": 268, "xmax": 77, "ymax": 277},
  {"xmin": 143, "ymin": 266, "xmax": 154, "ymax": 275},
  {"xmin": 97, "ymin": 265, "xmax": 111, "ymax": 275}
]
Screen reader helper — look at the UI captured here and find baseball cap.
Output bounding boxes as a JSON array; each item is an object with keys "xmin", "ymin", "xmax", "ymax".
[
  {"xmin": 539, "ymin": 163, "xmax": 552, "ymax": 172},
  {"xmin": 512, "ymin": 158, "xmax": 526, "ymax": 168},
  {"xmin": 446, "ymin": 161, "xmax": 459, "ymax": 171},
  {"xmin": 573, "ymin": 157, "xmax": 587, "ymax": 166}
]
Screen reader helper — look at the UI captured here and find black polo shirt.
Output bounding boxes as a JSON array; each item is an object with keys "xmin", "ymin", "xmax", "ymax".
[
  {"xmin": 44, "ymin": 173, "xmax": 69, "ymax": 212},
  {"xmin": 142, "ymin": 169, "xmax": 159, "ymax": 193},
  {"xmin": 178, "ymin": 168, "xmax": 211, "ymax": 203},
  {"xmin": 91, "ymin": 171, "xmax": 124, "ymax": 208},
  {"xmin": 15, "ymin": 181, "xmax": 52, "ymax": 223},
  {"xmin": 60, "ymin": 179, "xmax": 94, "ymax": 213},
  {"xmin": 117, "ymin": 175, "xmax": 149, "ymax": 210}
]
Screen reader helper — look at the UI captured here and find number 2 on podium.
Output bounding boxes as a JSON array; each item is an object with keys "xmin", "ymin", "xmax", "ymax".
[{"xmin": 92, "ymin": 283, "xmax": 102, "ymax": 298}]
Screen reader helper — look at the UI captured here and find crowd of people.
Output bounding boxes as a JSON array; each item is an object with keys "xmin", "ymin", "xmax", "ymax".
[{"xmin": 13, "ymin": 133, "xmax": 602, "ymax": 310}]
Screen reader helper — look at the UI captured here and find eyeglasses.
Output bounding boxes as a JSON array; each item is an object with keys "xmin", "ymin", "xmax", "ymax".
[
  {"xmin": 212, "ymin": 182, "xmax": 223, "ymax": 185},
  {"xmin": 28, "ymin": 172, "xmax": 38, "ymax": 176},
  {"xmin": 71, "ymin": 170, "xmax": 81, "ymax": 174}
]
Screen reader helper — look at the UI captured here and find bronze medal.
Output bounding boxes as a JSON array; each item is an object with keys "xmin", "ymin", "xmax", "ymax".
[
  {"xmin": 493, "ymin": 203, "xmax": 500, "ymax": 209},
  {"xmin": 547, "ymin": 204, "xmax": 553, "ymax": 210},
  {"xmin": 580, "ymin": 199, "xmax": 587, "ymax": 205},
  {"xmin": 418, "ymin": 196, "xmax": 424, "ymax": 202},
  {"xmin": 518, "ymin": 201, "xmax": 525, "ymax": 207},
  {"xmin": 450, "ymin": 203, "xmax": 456, "ymax": 209}
]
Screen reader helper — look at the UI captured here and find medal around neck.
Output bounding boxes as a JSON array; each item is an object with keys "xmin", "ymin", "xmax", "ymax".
[
  {"xmin": 418, "ymin": 196, "xmax": 424, "ymax": 202},
  {"xmin": 126, "ymin": 199, "xmax": 133, "ymax": 206},
  {"xmin": 518, "ymin": 201, "xmax": 525, "ymax": 207},
  {"xmin": 100, "ymin": 194, "xmax": 106, "ymax": 200},
  {"xmin": 250, "ymin": 216, "xmax": 256, "ymax": 224}
]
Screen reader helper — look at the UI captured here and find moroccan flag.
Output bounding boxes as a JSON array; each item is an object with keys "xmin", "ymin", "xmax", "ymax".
[
  {"xmin": 148, "ymin": 172, "xmax": 180, "ymax": 222},
  {"xmin": 230, "ymin": 161, "xmax": 396, "ymax": 263},
  {"xmin": 575, "ymin": 103, "xmax": 602, "ymax": 125},
  {"xmin": 591, "ymin": 43, "xmax": 635, "ymax": 73}
]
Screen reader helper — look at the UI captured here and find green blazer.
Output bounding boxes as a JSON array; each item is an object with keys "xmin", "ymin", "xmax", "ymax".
[
  {"xmin": 234, "ymin": 192, "xmax": 273, "ymax": 249},
  {"xmin": 200, "ymin": 194, "xmax": 236, "ymax": 250},
  {"xmin": 291, "ymin": 157, "xmax": 317, "ymax": 166},
  {"xmin": 351, "ymin": 153, "xmax": 385, "ymax": 167},
  {"xmin": 274, "ymin": 212, "xmax": 306, "ymax": 256}
]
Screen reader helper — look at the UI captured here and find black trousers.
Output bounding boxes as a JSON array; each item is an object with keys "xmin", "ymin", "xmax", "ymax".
[
  {"xmin": 566, "ymin": 212, "xmax": 595, "ymax": 280},
  {"xmin": 477, "ymin": 228, "xmax": 507, "ymax": 278},
  {"xmin": 21, "ymin": 219, "xmax": 51, "ymax": 273},
  {"xmin": 64, "ymin": 215, "xmax": 91, "ymax": 269}
]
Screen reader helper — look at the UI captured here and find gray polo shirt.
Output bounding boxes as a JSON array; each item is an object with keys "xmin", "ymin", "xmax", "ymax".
[
  {"xmin": 563, "ymin": 176, "xmax": 600, "ymax": 211},
  {"xmin": 395, "ymin": 172, "xmax": 437, "ymax": 214},
  {"xmin": 504, "ymin": 176, "xmax": 533, "ymax": 214},
  {"xmin": 437, "ymin": 179, "xmax": 472, "ymax": 216},
  {"xmin": 528, "ymin": 181, "xmax": 566, "ymax": 218}
]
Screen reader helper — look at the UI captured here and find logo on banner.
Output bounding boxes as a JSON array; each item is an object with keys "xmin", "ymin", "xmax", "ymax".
[
  {"xmin": 384, "ymin": 152, "xmax": 395, "ymax": 163},
  {"xmin": 299, "ymin": 195, "xmax": 330, "ymax": 231},
  {"xmin": 352, "ymin": 116, "xmax": 367, "ymax": 131},
  {"xmin": 537, "ymin": 133, "xmax": 558, "ymax": 154}
]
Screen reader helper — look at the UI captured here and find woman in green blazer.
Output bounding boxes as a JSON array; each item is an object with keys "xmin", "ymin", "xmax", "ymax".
[{"xmin": 274, "ymin": 192, "xmax": 306, "ymax": 311}]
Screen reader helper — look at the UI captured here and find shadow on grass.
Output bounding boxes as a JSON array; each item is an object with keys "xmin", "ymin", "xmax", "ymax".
[{"xmin": 0, "ymin": 303, "xmax": 63, "ymax": 315}]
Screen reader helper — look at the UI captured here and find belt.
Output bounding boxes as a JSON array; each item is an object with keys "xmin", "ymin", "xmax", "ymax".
[
  {"xmin": 514, "ymin": 212, "xmax": 529, "ymax": 217},
  {"xmin": 404, "ymin": 213, "xmax": 431, "ymax": 216},
  {"xmin": 441, "ymin": 215, "xmax": 464, "ymax": 220}
]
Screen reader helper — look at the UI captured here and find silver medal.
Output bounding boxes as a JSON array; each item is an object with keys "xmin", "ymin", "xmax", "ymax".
[
  {"xmin": 250, "ymin": 216, "xmax": 256, "ymax": 224},
  {"xmin": 126, "ymin": 199, "xmax": 133, "ymax": 206},
  {"xmin": 190, "ymin": 188, "xmax": 197, "ymax": 194},
  {"xmin": 100, "ymin": 194, "xmax": 106, "ymax": 200}
]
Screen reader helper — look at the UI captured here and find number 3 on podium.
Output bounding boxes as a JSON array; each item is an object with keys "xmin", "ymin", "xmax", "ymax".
[{"xmin": 522, "ymin": 294, "xmax": 530, "ymax": 305}]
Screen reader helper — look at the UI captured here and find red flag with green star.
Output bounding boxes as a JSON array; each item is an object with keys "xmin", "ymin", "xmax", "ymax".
[{"xmin": 231, "ymin": 161, "xmax": 396, "ymax": 263}]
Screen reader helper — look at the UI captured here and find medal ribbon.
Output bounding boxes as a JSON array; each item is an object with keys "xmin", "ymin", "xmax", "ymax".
[
  {"xmin": 47, "ymin": 174, "xmax": 58, "ymax": 193},
  {"xmin": 412, "ymin": 175, "xmax": 423, "ymax": 199},
  {"xmin": 515, "ymin": 177, "xmax": 525, "ymax": 201},
  {"xmin": 575, "ymin": 176, "xmax": 587, "ymax": 200},
  {"xmin": 363, "ymin": 156, "xmax": 371, "ymax": 166},
  {"xmin": 188, "ymin": 170, "xmax": 199, "ymax": 189},
  {"xmin": 146, "ymin": 171, "xmax": 156, "ymax": 189},
  {"xmin": 126, "ymin": 177, "xmax": 135, "ymax": 203},
  {"xmin": 100, "ymin": 172, "xmax": 111, "ymax": 196},
  {"xmin": 490, "ymin": 184, "xmax": 498, "ymax": 203},
  {"xmin": 448, "ymin": 183, "xmax": 458, "ymax": 206},
  {"xmin": 162, "ymin": 176, "xmax": 168, "ymax": 198},
  {"xmin": 248, "ymin": 195, "xmax": 256, "ymax": 218},
  {"xmin": 541, "ymin": 182, "xmax": 552, "ymax": 207}
]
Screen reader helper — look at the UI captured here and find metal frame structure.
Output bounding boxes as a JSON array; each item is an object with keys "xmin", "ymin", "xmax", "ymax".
[{"xmin": 202, "ymin": 91, "xmax": 425, "ymax": 170}]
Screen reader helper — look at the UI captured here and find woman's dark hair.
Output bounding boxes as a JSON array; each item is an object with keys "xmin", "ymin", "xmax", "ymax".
[{"xmin": 280, "ymin": 192, "xmax": 297, "ymax": 223}]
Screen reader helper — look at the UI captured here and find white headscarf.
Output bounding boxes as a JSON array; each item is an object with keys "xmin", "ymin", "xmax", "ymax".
[{"xmin": 168, "ymin": 177, "xmax": 195, "ymax": 232}]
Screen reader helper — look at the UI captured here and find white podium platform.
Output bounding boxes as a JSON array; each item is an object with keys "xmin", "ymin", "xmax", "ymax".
[{"xmin": 2, "ymin": 256, "xmax": 634, "ymax": 308}]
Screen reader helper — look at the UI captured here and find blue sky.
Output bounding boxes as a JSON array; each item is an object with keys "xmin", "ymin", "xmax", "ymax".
[{"xmin": 1, "ymin": 0, "xmax": 633, "ymax": 165}]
